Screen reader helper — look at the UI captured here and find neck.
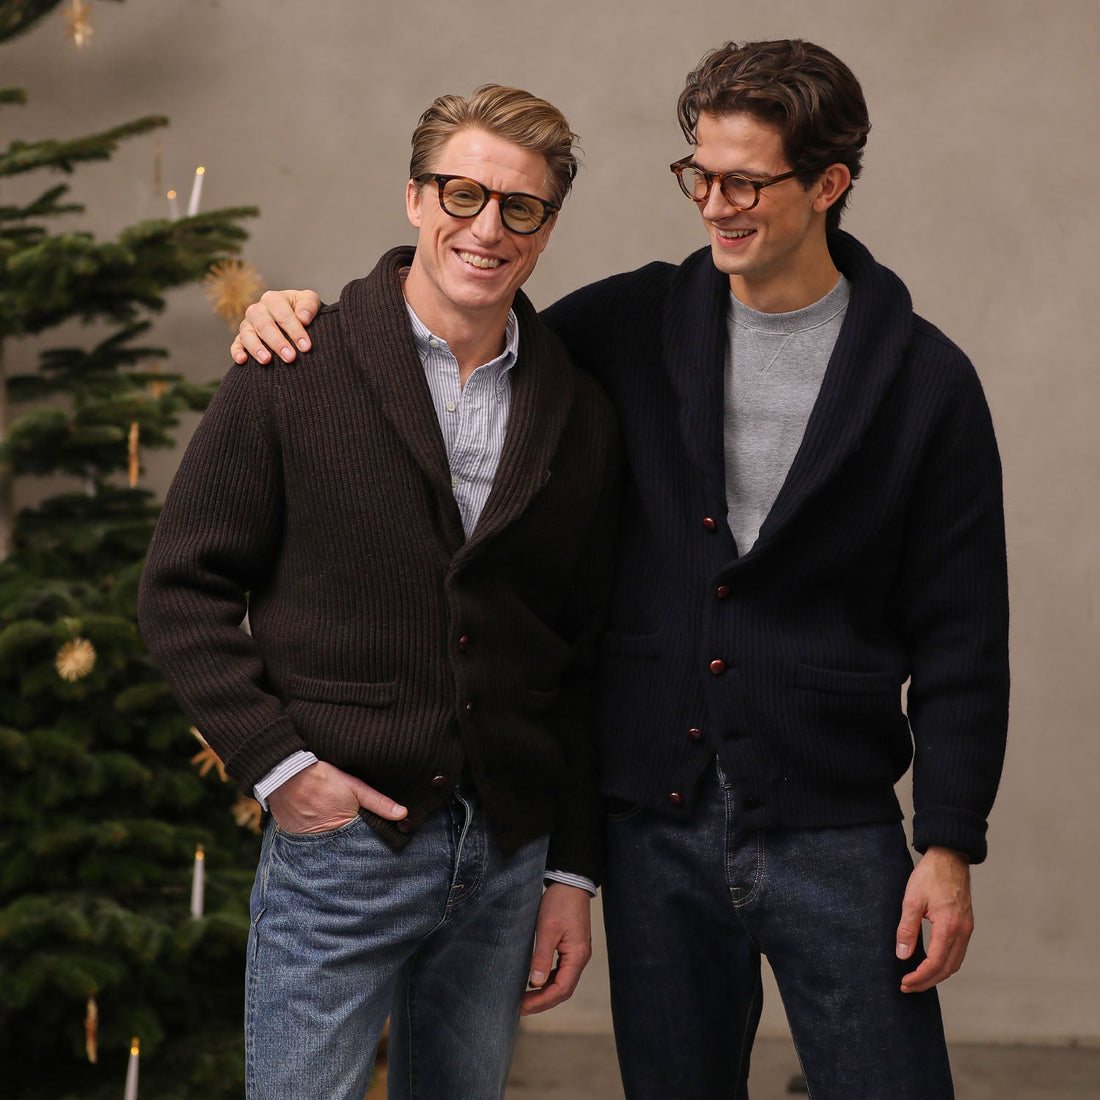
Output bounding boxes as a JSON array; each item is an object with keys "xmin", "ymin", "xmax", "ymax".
[
  {"xmin": 402, "ymin": 264, "xmax": 510, "ymax": 384},
  {"xmin": 730, "ymin": 239, "xmax": 841, "ymax": 314}
]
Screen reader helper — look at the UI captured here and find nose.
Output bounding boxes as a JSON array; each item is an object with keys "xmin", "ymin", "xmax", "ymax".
[
  {"xmin": 470, "ymin": 198, "xmax": 506, "ymax": 242},
  {"xmin": 700, "ymin": 180, "xmax": 742, "ymax": 221}
]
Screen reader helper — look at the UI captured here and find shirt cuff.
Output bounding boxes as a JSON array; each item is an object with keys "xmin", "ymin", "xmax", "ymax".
[
  {"xmin": 544, "ymin": 869, "xmax": 597, "ymax": 897},
  {"xmin": 253, "ymin": 750, "xmax": 319, "ymax": 810}
]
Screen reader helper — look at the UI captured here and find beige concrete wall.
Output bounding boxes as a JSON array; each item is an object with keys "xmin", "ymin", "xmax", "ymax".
[{"xmin": 7, "ymin": 0, "xmax": 1098, "ymax": 1045}]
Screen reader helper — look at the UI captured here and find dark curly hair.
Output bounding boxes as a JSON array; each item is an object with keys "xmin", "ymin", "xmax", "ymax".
[{"xmin": 677, "ymin": 40, "xmax": 871, "ymax": 232}]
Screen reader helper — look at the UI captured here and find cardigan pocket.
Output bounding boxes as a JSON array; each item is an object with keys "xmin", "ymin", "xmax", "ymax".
[
  {"xmin": 792, "ymin": 662, "xmax": 912, "ymax": 786},
  {"xmin": 282, "ymin": 673, "xmax": 397, "ymax": 707},
  {"xmin": 793, "ymin": 664, "xmax": 901, "ymax": 697}
]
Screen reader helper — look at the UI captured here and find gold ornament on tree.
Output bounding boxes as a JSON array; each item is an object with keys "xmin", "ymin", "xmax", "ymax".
[
  {"xmin": 56, "ymin": 637, "xmax": 96, "ymax": 681},
  {"xmin": 203, "ymin": 259, "xmax": 265, "ymax": 328},
  {"xmin": 232, "ymin": 793, "xmax": 263, "ymax": 834},
  {"xmin": 189, "ymin": 727, "xmax": 228, "ymax": 782},
  {"xmin": 63, "ymin": 0, "xmax": 94, "ymax": 49}
]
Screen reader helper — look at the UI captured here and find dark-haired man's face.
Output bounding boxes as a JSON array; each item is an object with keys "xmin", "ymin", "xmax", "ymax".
[{"xmin": 693, "ymin": 111, "xmax": 833, "ymax": 312}]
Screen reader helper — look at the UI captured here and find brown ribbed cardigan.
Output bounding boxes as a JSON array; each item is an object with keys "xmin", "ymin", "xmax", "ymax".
[{"xmin": 138, "ymin": 246, "xmax": 619, "ymax": 882}]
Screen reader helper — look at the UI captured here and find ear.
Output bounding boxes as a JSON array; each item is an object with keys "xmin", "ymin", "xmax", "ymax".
[
  {"xmin": 406, "ymin": 178, "xmax": 422, "ymax": 228},
  {"xmin": 813, "ymin": 163, "xmax": 852, "ymax": 215}
]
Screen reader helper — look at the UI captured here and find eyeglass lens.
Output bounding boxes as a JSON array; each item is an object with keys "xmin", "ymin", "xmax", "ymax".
[
  {"xmin": 681, "ymin": 168, "xmax": 760, "ymax": 209},
  {"xmin": 439, "ymin": 177, "xmax": 549, "ymax": 233}
]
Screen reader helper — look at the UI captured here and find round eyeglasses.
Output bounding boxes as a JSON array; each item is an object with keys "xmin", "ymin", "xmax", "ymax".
[
  {"xmin": 669, "ymin": 156, "xmax": 810, "ymax": 211},
  {"xmin": 416, "ymin": 174, "xmax": 558, "ymax": 235}
]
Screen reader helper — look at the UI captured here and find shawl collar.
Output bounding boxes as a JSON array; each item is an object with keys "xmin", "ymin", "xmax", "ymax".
[
  {"xmin": 753, "ymin": 232, "xmax": 914, "ymax": 553},
  {"xmin": 336, "ymin": 246, "xmax": 576, "ymax": 558},
  {"xmin": 661, "ymin": 247, "xmax": 731, "ymax": 511},
  {"xmin": 662, "ymin": 233, "xmax": 915, "ymax": 559}
]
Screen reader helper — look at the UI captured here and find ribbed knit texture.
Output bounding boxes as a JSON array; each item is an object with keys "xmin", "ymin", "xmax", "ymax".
[
  {"xmin": 542, "ymin": 231, "xmax": 1009, "ymax": 863},
  {"xmin": 138, "ymin": 246, "xmax": 619, "ymax": 881}
]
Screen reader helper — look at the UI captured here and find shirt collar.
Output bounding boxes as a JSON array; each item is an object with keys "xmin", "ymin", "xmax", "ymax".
[{"xmin": 404, "ymin": 301, "xmax": 520, "ymax": 376}]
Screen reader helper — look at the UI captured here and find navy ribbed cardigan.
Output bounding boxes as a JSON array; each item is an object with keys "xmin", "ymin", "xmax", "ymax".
[
  {"xmin": 138, "ymin": 247, "xmax": 619, "ymax": 882},
  {"xmin": 542, "ymin": 231, "xmax": 1009, "ymax": 863}
]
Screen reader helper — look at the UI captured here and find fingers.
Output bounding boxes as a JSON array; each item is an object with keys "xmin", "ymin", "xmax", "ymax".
[
  {"xmin": 899, "ymin": 909, "xmax": 973, "ymax": 993},
  {"xmin": 896, "ymin": 846, "xmax": 974, "ymax": 993},
  {"xmin": 231, "ymin": 289, "xmax": 321, "ymax": 365},
  {"xmin": 520, "ymin": 884, "xmax": 592, "ymax": 1016},
  {"xmin": 268, "ymin": 760, "xmax": 405, "ymax": 831}
]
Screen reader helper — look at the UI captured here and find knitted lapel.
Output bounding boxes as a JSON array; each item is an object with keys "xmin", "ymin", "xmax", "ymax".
[
  {"xmin": 752, "ymin": 232, "xmax": 914, "ymax": 552},
  {"xmin": 337, "ymin": 247, "xmax": 574, "ymax": 556},
  {"xmin": 337, "ymin": 246, "xmax": 465, "ymax": 548},
  {"xmin": 661, "ymin": 247, "xmax": 731, "ymax": 512},
  {"xmin": 458, "ymin": 288, "xmax": 576, "ymax": 558}
]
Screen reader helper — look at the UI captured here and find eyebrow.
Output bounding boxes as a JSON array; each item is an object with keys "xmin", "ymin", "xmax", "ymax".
[{"xmin": 689, "ymin": 161, "xmax": 775, "ymax": 181}]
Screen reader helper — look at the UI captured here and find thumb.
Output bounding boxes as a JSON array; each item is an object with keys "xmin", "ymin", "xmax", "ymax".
[
  {"xmin": 349, "ymin": 776, "xmax": 407, "ymax": 822},
  {"xmin": 529, "ymin": 936, "xmax": 555, "ymax": 988},
  {"xmin": 896, "ymin": 900, "xmax": 924, "ymax": 960}
]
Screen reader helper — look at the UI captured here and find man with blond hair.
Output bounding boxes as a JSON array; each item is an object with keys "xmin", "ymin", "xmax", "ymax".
[{"xmin": 139, "ymin": 85, "xmax": 617, "ymax": 1100}]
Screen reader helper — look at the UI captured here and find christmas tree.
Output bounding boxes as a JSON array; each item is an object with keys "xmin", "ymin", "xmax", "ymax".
[{"xmin": 0, "ymin": 3, "xmax": 263, "ymax": 1096}]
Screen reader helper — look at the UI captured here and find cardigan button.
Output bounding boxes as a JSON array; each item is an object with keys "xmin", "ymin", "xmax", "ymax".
[
  {"xmin": 709, "ymin": 659, "xmax": 727, "ymax": 675},
  {"xmin": 458, "ymin": 634, "xmax": 470, "ymax": 652},
  {"xmin": 716, "ymin": 584, "xmax": 730, "ymax": 599},
  {"xmin": 464, "ymin": 700, "xmax": 475, "ymax": 716},
  {"xmin": 667, "ymin": 791, "xmax": 684, "ymax": 807},
  {"xmin": 430, "ymin": 774, "xmax": 449, "ymax": 788},
  {"xmin": 686, "ymin": 727, "xmax": 703, "ymax": 741},
  {"xmin": 702, "ymin": 516, "xmax": 718, "ymax": 531}
]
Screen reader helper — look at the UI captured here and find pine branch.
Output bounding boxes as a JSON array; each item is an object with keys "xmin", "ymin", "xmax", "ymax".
[
  {"xmin": 2, "ymin": 206, "xmax": 259, "ymax": 335},
  {"xmin": 0, "ymin": 114, "xmax": 169, "ymax": 178}
]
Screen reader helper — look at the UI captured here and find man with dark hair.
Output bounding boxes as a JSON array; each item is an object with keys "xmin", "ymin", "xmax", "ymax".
[
  {"xmin": 139, "ymin": 85, "xmax": 618, "ymax": 1100},
  {"xmin": 233, "ymin": 40, "xmax": 1008, "ymax": 1100}
]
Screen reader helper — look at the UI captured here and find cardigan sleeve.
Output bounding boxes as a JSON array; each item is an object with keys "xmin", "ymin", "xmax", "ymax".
[
  {"xmin": 899, "ymin": 354, "xmax": 1010, "ymax": 863},
  {"xmin": 542, "ymin": 394, "xmax": 621, "ymax": 885},
  {"xmin": 137, "ymin": 363, "xmax": 308, "ymax": 790}
]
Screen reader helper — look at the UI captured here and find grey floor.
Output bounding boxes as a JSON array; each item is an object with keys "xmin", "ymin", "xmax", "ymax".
[{"xmin": 506, "ymin": 1032, "xmax": 1100, "ymax": 1100}]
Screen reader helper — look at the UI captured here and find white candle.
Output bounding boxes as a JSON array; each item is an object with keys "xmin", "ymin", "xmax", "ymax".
[
  {"xmin": 167, "ymin": 189, "xmax": 179, "ymax": 220},
  {"xmin": 186, "ymin": 166, "xmax": 205, "ymax": 217},
  {"xmin": 123, "ymin": 1037, "xmax": 139, "ymax": 1100},
  {"xmin": 190, "ymin": 845, "xmax": 204, "ymax": 918}
]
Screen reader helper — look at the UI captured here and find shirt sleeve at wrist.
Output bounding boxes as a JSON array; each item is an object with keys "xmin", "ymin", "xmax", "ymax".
[
  {"xmin": 544, "ymin": 869, "xmax": 598, "ymax": 897},
  {"xmin": 253, "ymin": 750, "xmax": 319, "ymax": 810}
]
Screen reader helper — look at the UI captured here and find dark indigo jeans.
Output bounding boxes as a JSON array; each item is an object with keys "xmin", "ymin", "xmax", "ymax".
[
  {"xmin": 245, "ymin": 781, "xmax": 547, "ymax": 1100},
  {"xmin": 603, "ymin": 761, "xmax": 953, "ymax": 1100}
]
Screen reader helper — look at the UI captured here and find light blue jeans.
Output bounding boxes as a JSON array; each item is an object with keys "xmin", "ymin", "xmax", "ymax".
[{"xmin": 245, "ymin": 781, "xmax": 548, "ymax": 1100}]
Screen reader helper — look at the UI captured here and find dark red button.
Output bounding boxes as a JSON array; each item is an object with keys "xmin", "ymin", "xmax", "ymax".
[
  {"xmin": 702, "ymin": 516, "xmax": 718, "ymax": 531},
  {"xmin": 430, "ymin": 774, "xmax": 448, "ymax": 788},
  {"xmin": 687, "ymin": 727, "xmax": 703, "ymax": 741},
  {"xmin": 396, "ymin": 820, "xmax": 414, "ymax": 833},
  {"xmin": 716, "ymin": 585, "xmax": 730, "ymax": 599},
  {"xmin": 464, "ymin": 701, "xmax": 475, "ymax": 715},
  {"xmin": 709, "ymin": 659, "xmax": 727, "ymax": 675},
  {"xmin": 668, "ymin": 792, "xmax": 684, "ymax": 807},
  {"xmin": 458, "ymin": 634, "xmax": 470, "ymax": 652}
]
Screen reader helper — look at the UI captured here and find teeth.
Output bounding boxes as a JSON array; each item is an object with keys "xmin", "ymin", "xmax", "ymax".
[
  {"xmin": 458, "ymin": 251, "xmax": 502, "ymax": 269},
  {"xmin": 718, "ymin": 229, "xmax": 753, "ymax": 239}
]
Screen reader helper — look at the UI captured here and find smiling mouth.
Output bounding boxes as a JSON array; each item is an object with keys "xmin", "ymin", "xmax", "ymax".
[
  {"xmin": 716, "ymin": 228, "xmax": 755, "ymax": 240},
  {"xmin": 457, "ymin": 250, "xmax": 503, "ymax": 269}
]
